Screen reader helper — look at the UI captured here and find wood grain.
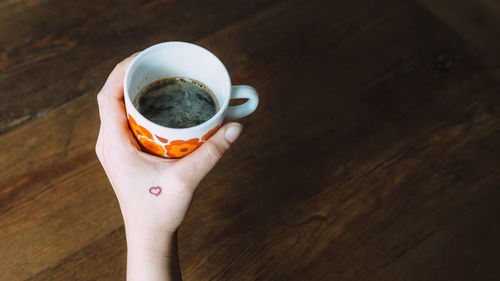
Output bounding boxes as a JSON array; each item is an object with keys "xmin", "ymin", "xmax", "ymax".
[
  {"xmin": 25, "ymin": 227, "xmax": 127, "ymax": 281},
  {"xmin": 418, "ymin": 0, "xmax": 500, "ymax": 63},
  {"xmin": 0, "ymin": 0, "xmax": 281, "ymax": 133},
  {"xmin": 1, "ymin": 0, "xmax": 500, "ymax": 280}
]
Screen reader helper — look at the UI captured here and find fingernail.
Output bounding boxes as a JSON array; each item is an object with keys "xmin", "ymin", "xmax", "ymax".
[{"xmin": 225, "ymin": 123, "xmax": 243, "ymax": 143}]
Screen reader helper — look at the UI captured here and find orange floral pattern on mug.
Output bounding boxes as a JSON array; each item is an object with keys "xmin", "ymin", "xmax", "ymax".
[
  {"xmin": 201, "ymin": 125, "xmax": 220, "ymax": 141},
  {"xmin": 128, "ymin": 114, "xmax": 153, "ymax": 140},
  {"xmin": 165, "ymin": 138, "xmax": 202, "ymax": 158},
  {"xmin": 155, "ymin": 135, "xmax": 169, "ymax": 143},
  {"xmin": 138, "ymin": 136, "xmax": 166, "ymax": 157},
  {"xmin": 128, "ymin": 114, "xmax": 221, "ymax": 158}
]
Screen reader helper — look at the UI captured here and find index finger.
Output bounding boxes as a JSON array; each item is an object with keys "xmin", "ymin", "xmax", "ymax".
[
  {"xmin": 97, "ymin": 52, "xmax": 140, "ymax": 143},
  {"xmin": 98, "ymin": 52, "xmax": 139, "ymax": 108}
]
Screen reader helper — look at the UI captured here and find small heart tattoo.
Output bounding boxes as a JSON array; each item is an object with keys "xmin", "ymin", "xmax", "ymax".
[{"xmin": 149, "ymin": 186, "xmax": 162, "ymax": 196}]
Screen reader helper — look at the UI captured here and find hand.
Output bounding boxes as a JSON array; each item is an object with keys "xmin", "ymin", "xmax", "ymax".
[{"xmin": 95, "ymin": 53, "xmax": 243, "ymax": 280}]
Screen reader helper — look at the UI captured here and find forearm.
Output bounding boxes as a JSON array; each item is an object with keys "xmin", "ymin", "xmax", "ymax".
[{"xmin": 126, "ymin": 230, "xmax": 182, "ymax": 281}]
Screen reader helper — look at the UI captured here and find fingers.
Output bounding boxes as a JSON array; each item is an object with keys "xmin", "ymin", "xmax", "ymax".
[
  {"xmin": 100, "ymin": 52, "xmax": 141, "ymax": 99},
  {"xmin": 176, "ymin": 122, "xmax": 243, "ymax": 185},
  {"xmin": 96, "ymin": 52, "xmax": 140, "ymax": 147},
  {"xmin": 97, "ymin": 53, "xmax": 138, "ymax": 124}
]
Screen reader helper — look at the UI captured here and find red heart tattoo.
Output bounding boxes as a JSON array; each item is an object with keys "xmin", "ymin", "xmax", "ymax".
[{"xmin": 149, "ymin": 186, "xmax": 162, "ymax": 196}]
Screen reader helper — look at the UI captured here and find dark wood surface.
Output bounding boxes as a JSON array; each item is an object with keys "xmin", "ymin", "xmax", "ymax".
[{"xmin": 1, "ymin": 0, "xmax": 500, "ymax": 280}]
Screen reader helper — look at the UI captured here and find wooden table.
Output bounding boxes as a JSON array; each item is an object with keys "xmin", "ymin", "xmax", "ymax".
[{"xmin": 1, "ymin": 0, "xmax": 500, "ymax": 280}]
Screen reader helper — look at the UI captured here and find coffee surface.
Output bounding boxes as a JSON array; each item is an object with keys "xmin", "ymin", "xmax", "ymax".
[{"xmin": 133, "ymin": 77, "xmax": 218, "ymax": 128}]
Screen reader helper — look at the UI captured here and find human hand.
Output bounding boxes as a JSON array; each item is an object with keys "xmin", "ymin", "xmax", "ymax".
[{"xmin": 95, "ymin": 53, "xmax": 242, "ymax": 280}]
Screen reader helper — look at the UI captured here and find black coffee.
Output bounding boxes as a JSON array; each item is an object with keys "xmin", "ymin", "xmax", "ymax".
[{"xmin": 133, "ymin": 77, "xmax": 219, "ymax": 128}]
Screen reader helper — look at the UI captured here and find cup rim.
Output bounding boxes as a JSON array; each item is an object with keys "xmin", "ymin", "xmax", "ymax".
[{"xmin": 124, "ymin": 41, "xmax": 232, "ymax": 132}]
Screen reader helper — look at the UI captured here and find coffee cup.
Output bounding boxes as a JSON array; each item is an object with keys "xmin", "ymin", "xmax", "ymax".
[{"xmin": 124, "ymin": 41, "xmax": 259, "ymax": 158}]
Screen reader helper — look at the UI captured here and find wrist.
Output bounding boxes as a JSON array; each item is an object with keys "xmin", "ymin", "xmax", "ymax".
[
  {"xmin": 125, "ymin": 226, "xmax": 176, "ymax": 257},
  {"xmin": 126, "ymin": 230, "xmax": 181, "ymax": 281}
]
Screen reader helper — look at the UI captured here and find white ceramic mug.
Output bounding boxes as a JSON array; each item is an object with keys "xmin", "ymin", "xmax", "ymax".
[{"xmin": 124, "ymin": 41, "xmax": 259, "ymax": 158}]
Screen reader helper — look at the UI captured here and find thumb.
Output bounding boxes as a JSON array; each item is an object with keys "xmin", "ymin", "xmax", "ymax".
[{"xmin": 176, "ymin": 122, "xmax": 243, "ymax": 183}]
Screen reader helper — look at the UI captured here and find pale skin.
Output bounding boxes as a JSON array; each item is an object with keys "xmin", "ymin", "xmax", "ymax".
[{"xmin": 95, "ymin": 53, "xmax": 243, "ymax": 281}]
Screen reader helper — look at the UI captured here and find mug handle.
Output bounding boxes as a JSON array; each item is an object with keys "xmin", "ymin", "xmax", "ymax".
[{"xmin": 225, "ymin": 85, "xmax": 259, "ymax": 122}]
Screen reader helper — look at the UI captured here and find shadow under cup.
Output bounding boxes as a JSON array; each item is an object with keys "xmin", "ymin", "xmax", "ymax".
[{"xmin": 124, "ymin": 42, "xmax": 253, "ymax": 158}]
